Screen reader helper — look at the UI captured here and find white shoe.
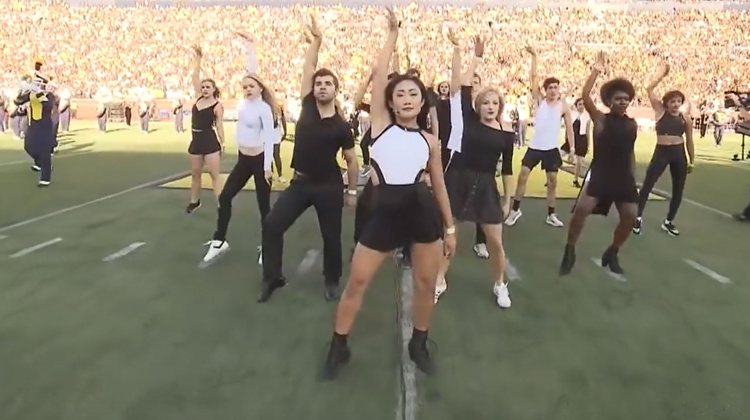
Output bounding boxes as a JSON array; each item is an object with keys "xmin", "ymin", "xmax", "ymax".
[
  {"xmin": 505, "ymin": 209, "xmax": 522, "ymax": 226},
  {"xmin": 257, "ymin": 246, "xmax": 263, "ymax": 265},
  {"xmin": 493, "ymin": 282, "xmax": 511, "ymax": 308},
  {"xmin": 434, "ymin": 277, "xmax": 447, "ymax": 303},
  {"xmin": 546, "ymin": 213, "xmax": 564, "ymax": 227},
  {"xmin": 473, "ymin": 243, "xmax": 490, "ymax": 259},
  {"xmin": 203, "ymin": 240, "xmax": 229, "ymax": 263},
  {"xmin": 361, "ymin": 165, "xmax": 371, "ymax": 177}
]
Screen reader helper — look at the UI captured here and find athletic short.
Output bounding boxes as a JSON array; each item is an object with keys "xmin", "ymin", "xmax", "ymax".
[
  {"xmin": 573, "ymin": 168, "xmax": 637, "ymax": 216},
  {"xmin": 521, "ymin": 148, "xmax": 562, "ymax": 172},
  {"xmin": 358, "ymin": 183, "xmax": 443, "ymax": 252}
]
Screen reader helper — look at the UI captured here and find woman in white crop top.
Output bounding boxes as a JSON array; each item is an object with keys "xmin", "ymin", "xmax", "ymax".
[
  {"xmin": 201, "ymin": 33, "xmax": 280, "ymax": 267},
  {"xmin": 322, "ymin": 7, "xmax": 456, "ymax": 381}
]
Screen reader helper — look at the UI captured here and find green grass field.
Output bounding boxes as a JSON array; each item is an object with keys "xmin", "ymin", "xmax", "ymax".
[{"xmin": 1, "ymin": 121, "xmax": 750, "ymax": 420}]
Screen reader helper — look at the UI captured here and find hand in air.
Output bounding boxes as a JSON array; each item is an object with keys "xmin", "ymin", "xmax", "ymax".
[
  {"xmin": 523, "ymin": 44, "xmax": 537, "ymax": 57},
  {"xmin": 385, "ymin": 6, "xmax": 399, "ymax": 30},
  {"xmin": 307, "ymin": 14, "xmax": 322, "ymax": 39},
  {"xmin": 191, "ymin": 45, "xmax": 203, "ymax": 58},
  {"xmin": 474, "ymin": 35, "xmax": 485, "ymax": 57},
  {"xmin": 447, "ymin": 28, "xmax": 459, "ymax": 47},
  {"xmin": 658, "ymin": 63, "xmax": 671, "ymax": 78}
]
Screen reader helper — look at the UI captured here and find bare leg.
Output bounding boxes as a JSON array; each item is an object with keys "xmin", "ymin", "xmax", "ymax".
[
  {"xmin": 204, "ymin": 151, "xmax": 223, "ymax": 200},
  {"xmin": 188, "ymin": 154, "xmax": 205, "ymax": 203}
]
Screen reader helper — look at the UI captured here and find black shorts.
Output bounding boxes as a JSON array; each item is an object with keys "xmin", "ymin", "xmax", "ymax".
[
  {"xmin": 188, "ymin": 129, "xmax": 221, "ymax": 155},
  {"xmin": 358, "ymin": 183, "xmax": 443, "ymax": 252},
  {"xmin": 561, "ymin": 134, "xmax": 588, "ymax": 157},
  {"xmin": 521, "ymin": 148, "xmax": 562, "ymax": 172},
  {"xmin": 573, "ymin": 168, "xmax": 637, "ymax": 216}
]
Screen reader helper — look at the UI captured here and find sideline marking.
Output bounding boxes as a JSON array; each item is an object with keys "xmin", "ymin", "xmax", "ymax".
[
  {"xmin": 397, "ymin": 269, "xmax": 418, "ymax": 420},
  {"xmin": 103, "ymin": 242, "xmax": 146, "ymax": 262},
  {"xmin": 10, "ymin": 238, "xmax": 63, "ymax": 258},
  {"xmin": 684, "ymin": 258, "xmax": 732, "ymax": 284},
  {"xmin": 591, "ymin": 258, "xmax": 628, "ymax": 282},
  {"xmin": 296, "ymin": 249, "xmax": 320, "ymax": 276},
  {"xmin": 0, "ymin": 151, "xmax": 93, "ymax": 168},
  {"xmin": 505, "ymin": 257, "xmax": 521, "ymax": 281},
  {"xmin": 0, "ymin": 170, "xmax": 190, "ymax": 234}
]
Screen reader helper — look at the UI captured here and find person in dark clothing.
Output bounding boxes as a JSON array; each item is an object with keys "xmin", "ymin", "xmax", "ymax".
[
  {"xmin": 560, "ymin": 51, "xmax": 638, "ymax": 276},
  {"xmin": 19, "ymin": 85, "xmax": 56, "ymax": 187}
]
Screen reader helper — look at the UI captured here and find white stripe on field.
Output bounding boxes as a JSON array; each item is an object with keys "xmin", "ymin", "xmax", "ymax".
[
  {"xmin": 505, "ymin": 257, "xmax": 521, "ymax": 281},
  {"xmin": 10, "ymin": 238, "xmax": 63, "ymax": 258},
  {"xmin": 398, "ymin": 269, "xmax": 418, "ymax": 420},
  {"xmin": 591, "ymin": 258, "xmax": 628, "ymax": 282},
  {"xmin": 0, "ymin": 151, "xmax": 92, "ymax": 168},
  {"xmin": 684, "ymin": 258, "xmax": 732, "ymax": 284},
  {"xmin": 296, "ymin": 249, "xmax": 320, "ymax": 275},
  {"xmin": 0, "ymin": 171, "xmax": 190, "ymax": 234},
  {"xmin": 102, "ymin": 242, "xmax": 146, "ymax": 262}
]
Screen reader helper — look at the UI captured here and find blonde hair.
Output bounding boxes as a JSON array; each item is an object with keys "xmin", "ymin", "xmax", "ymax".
[
  {"xmin": 244, "ymin": 74, "xmax": 279, "ymax": 122},
  {"xmin": 474, "ymin": 87, "xmax": 505, "ymax": 121}
]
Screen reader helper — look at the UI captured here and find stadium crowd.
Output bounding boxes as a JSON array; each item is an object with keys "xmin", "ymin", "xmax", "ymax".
[{"xmin": 1, "ymin": 1, "xmax": 749, "ymax": 109}]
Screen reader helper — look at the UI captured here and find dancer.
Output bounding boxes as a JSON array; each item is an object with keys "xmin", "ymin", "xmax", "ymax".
[
  {"xmin": 259, "ymin": 15, "xmax": 358, "ymax": 303},
  {"xmin": 272, "ymin": 98, "xmax": 287, "ymax": 182},
  {"xmin": 322, "ymin": 8, "xmax": 455, "ymax": 379},
  {"xmin": 202, "ymin": 34, "xmax": 276, "ymax": 266},
  {"xmin": 559, "ymin": 98, "xmax": 590, "ymax": 188},
  {"xmin": 438, "ymin": 32, "xmax": 514, "ymax": 307},
  {"xmin": 633, "ymin": 63, "xmax": 695, "ymax": 237},
  {"xmin": 560, "ymin": 51, "xmax": 638, "ymax": 276},
  {"xmin": 185, "ymin": 45, "xmax": 225, "ymax": 214},
  {"xmin": 505, "ymin": 45, "xmax": 574, "ymax": 228}
]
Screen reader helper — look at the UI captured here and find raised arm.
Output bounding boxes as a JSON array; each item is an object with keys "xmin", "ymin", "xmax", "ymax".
[
  {"xmin": 582, "ymin": 51, "xmax": 606, "ymax": 122},
  {"xmin": 235, "ymin": 32, "xmax": 258, "ymax": 74},
  {"xmin": 524, "ymin": 45, "xmax": 542, "ymax": 102},
  {"xmin": 646, "ymin": 63, "xmax": 669, "ymax": 116},
  {"xmin": 300, "ymin": 15, "xmax": 323, "ymax": 98},
  {"xmin": 353, "ymin": 72, "xmax": 373, "ymax": 109},
  {"xmin": 370, "ymin": 7, "xmax": 400, "ymax": 138},
  {"xmin": 448, "ymin": 29, "xmax": 461, "ymax": 96},
  {"xmin": 461, "ymin": 36, "xmax": 483, "ymax": 87},
  {"xmin": 191, "ymin": 45, "xmax": 203, "ymax": 98}
]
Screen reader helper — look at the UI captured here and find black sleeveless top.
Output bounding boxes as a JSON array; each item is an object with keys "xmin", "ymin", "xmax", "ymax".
[
  {"xmin": 191, "ymin": 101, "xmax": 218, "ymax": 131},
  {"xmin": 591, "ymin": 113, "xmax": 637, "ymax": 177}
]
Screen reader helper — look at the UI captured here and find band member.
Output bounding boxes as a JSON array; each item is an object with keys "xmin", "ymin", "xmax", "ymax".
[
  {"xmin": 259, "ymin": 15, "xmax": 358, "ymax": 303},
  {"xmin": 174, "ymin": 98, "xmax": 185, "ymax": 133},
  {"xmin": 19, "ymin": 81, "xmax": 56, "ymax": 186},
  {"xmin": 139, "ymin": 92, "xmax": 151, "ymax": 133},
  {"xmin": 59, "ymin": 88, "xmax": 71, "ymax": 133}
]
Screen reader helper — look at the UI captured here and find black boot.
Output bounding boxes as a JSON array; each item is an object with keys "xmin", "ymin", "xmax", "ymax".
[
  {"xmin": 601, "ymin": 246, "xmax": 624, "ymax": 274},
  {"xmin": 321, "ymin": 333, "xmax": 351, "ymax": 380},
  {"xmin": 257, "ymin": 277, "xmax": 287, "ymax": 303},
  {"xmin": 324, "ymin": 281, "xmax": 339, "ymax": 302},
  {"xmin": 408, "ymin": 329, "xmax": 435, "ymax": 376},
  {"xmin": 559, "ymin": 244, "xmax": 576, "ymax": 276}
]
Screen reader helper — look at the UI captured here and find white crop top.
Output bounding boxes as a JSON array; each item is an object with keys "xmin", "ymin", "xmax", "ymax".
[
  {"xmin": 236, "ymin": 98, "xmax": 275, "ymax": 171},
  {"xmin": 371, "ymin": 125, "xmax": 430, "ymax": 185}
]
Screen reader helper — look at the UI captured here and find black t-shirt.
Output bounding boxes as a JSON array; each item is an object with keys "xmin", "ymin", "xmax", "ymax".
[{"xmin": 291, "ymin": 92, "xmax": 355, "ymax": 182}]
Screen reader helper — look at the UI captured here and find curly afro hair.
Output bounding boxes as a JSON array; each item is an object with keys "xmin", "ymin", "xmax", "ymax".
[{"xmin": 600, "ymin": 78, "xmax": 636, "ymax": 108}]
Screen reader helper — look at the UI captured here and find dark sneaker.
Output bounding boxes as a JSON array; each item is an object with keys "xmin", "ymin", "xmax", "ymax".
[
  {"xmin": 185, "ymin": 200, "xmax": 201, "ymax": 214},
  {"xmin": 321, "ymin": 336, "xmax": 351, "ymax": 380}
]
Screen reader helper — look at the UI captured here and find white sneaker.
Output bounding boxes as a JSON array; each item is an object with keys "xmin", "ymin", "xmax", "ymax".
[
  {"xmin": 493, "ymin": 282, "xmax": 511, "ymax": 308},
  {"xmin": 361, "ymin": 165, "xmax": 371, "ymax": 177},
  {"xmin": 203, "ymin": 240, "xmax": 230, "ymax": 263},
  {"xmin": 473, "ymin": 243, "xmax": 490, "ymax": 259},
  {"xmin": 505, "ymin": 209, "xmax": 522, "ymax": 226},
  {"xmin": 434, "ymin": 277, "xmax": 447, "ymax": 303},
  {"xmin": 257, "ymin": 246, "xmax": 263, "ymax": 265},
  {"xmin": 546, "ymin": 213, "xmax": 564, "ymax": 227}
]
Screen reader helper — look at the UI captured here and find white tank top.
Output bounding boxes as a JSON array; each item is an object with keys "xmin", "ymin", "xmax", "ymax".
[
  {"xmin": 530, "ymin": 99, "xmax": 563, "ymax": 151},
  {"xmin": 371, "ymin": 125, "xmax": 430, "ymax": 185}
]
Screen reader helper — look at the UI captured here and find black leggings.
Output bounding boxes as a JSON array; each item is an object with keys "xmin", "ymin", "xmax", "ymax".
[
  {"xmin": 272, "ymin": 143, "xmax": 283, "ymax": 177},
  {"xmin": 637, "ymin": 144, "xmax": 687, "ymax": 221},
  {"xmin": 213, "ymin": 152, "xmax": 271, "ymax": 241},
  {"xmin": 360, "ymin": 134, "xmax": 373, "ymax": 166}
]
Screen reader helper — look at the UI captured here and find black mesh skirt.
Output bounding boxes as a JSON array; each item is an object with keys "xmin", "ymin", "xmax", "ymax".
[{"xmin": 445, "ymin": 167, "xmax": 503, "ymax": 224}]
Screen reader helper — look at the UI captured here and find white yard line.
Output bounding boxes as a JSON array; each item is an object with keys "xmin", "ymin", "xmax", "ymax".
[
  {"xmin": 0, "ymin": 171, "xmax": 190, "ymax": 234},
  {"xmin": 398, "ymin": 269, "xmax": 418, "ymax": 420},
  {"xmin": 102, "ymin": 242, "xmax": 146, "ymax": 262},
  {"xmin": 10, "ymin": 238, "xmax": 63, "ymax": 258},
  {"xmin": 684, "ymin": 258, "xmax": 732, "ymax": 285},
  {"xmin": 296, "ymin": 249, "xmax": 320, "ymax": 275},
  {"xmin": 0, "ymin": 151, "xmax": 92, "ymax": 168},
  {"xmin": 591, "ymin": 258, "xmax": 628, "ymax": 282},
  {"xmin": 505, "ymin": 257, "xmax": 521, "ymax": 281}
]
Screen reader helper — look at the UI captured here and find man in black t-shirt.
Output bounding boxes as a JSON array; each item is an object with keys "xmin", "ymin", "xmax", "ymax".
[{"xmin": 260, "ymin": 16, "xmax": 358, "ymax": 303}]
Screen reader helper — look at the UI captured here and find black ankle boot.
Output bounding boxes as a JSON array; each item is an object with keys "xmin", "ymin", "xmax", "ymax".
[
  {"xmin": 601, "ymin": 246, "xmax": 624, "ymax": 274},
  {"xmin": 321, "ymin": 334, "xmax": 351, "ymax": 380},
  {"xmin": 559, "ymin": 244, "xmax": 576, "ymax": 276},
  {"xmin": 408, "ymin": 329, "xmax": 435, "ymax": 376}
]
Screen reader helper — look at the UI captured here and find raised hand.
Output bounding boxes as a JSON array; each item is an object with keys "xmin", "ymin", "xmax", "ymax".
[
  {"xmin": 474, "ymin": 35, "xmax": 485, "ymax": 57},
  {"xmin": 386, "ymin": 6, "xmax": 398, "ymax": 30},
  {"xmin": 235, "ymin": 31, "xmax": 253, "ymax": 43},
  {"xmin": 447, "ymin": 28, "xmax": 459, "ymax": 47},
  {"xmin": 524, "ymin": 44, "xmax": 537, "ymax": 57},
  {"xmin": 658, "ymin": 62, "xmax": 671, "ymax": 78},
  {"xmin": 191, "ymin": 45, "xmax": 203, "ymax": 58},
  {"xmin": 307, "ymin": 14, "xmax": 322, "ymax": 39}
]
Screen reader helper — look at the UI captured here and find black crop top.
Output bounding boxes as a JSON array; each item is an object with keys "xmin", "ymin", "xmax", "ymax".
[
  {"xmin": 655, "ymin": 113, "xmax": 686, "ymax": 137},
  {"xmin": 453, "ymin": 86, "xmax": 514, "ymax": 175},
  {"xmin": 191, "ymin": 101, "xmax": 218, "ymax": 131}
]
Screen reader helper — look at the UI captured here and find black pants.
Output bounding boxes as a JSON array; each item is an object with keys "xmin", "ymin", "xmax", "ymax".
[
  {"xmin": 124, "ymin": 107, "xmax": 132, "ymax": 125},
  {"xmin": 361, "ymin": 135, "xmax": 372, "ymax": 166},
  {"xmin": 272, "ymin": 143, "xmax": 283, "ymax": 176},
  {"xmin": 25, "ymin": 141, "xmax": 53, "ymax": 182},
  {"xmin": 214, "ymin": 153, "xmax": 271, "ymax": 242},
  {"xmin": 699, "ymin": 122, "xmax": 707, "ymax": 138},
  {"xmin": 262, "ymin": 177, "xmax": 344, "ymax": 284},
  {"xmin": 637, "ymin": 144, "xmax": 687, "ymax": 221}
]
